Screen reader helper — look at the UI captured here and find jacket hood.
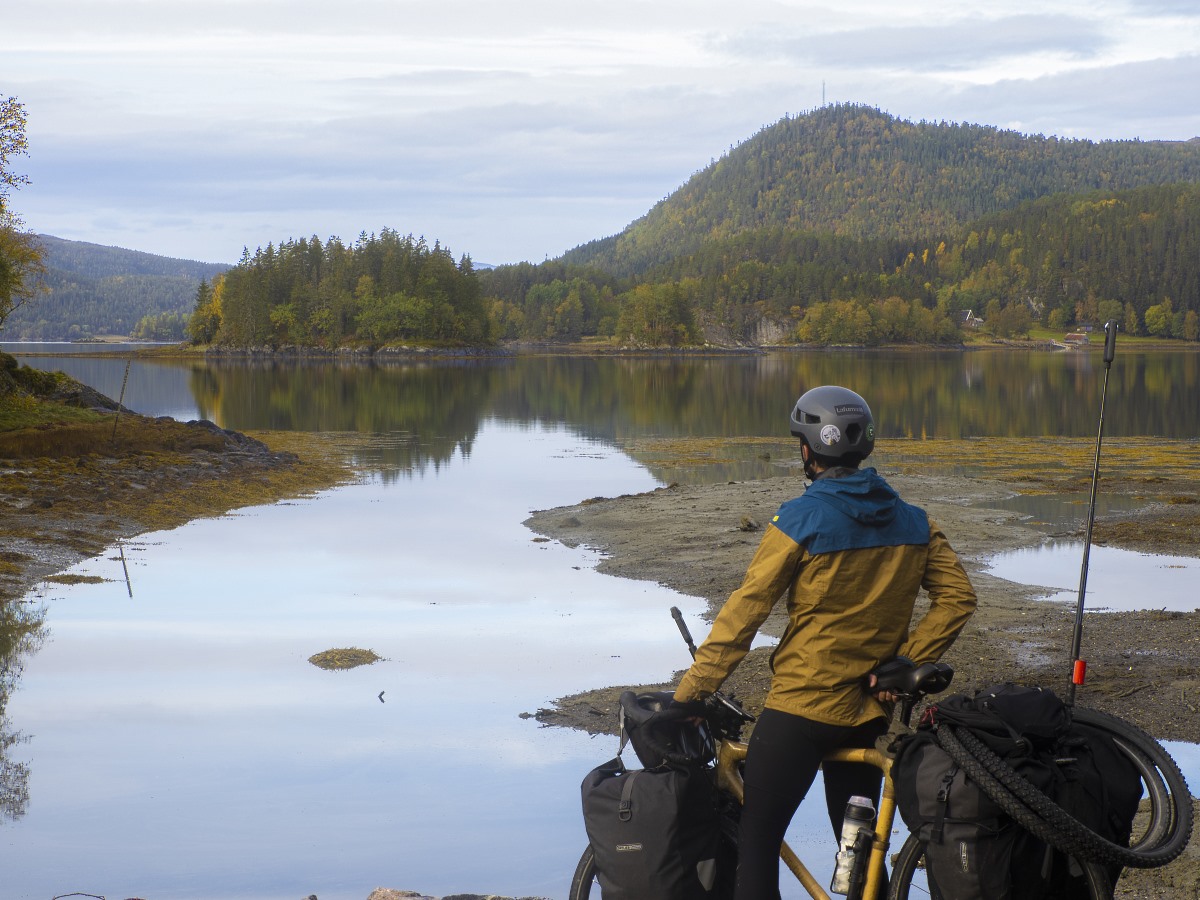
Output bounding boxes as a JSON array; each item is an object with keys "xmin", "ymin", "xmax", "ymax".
[{"xmin": 805, "ymin": 467, "xmax": 899, "ymax": 527}]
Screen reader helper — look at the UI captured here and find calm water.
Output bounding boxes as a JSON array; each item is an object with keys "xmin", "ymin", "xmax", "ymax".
[{"xmin": 2, "ymin": 345, "xmax": 1198, "ymax": 899}]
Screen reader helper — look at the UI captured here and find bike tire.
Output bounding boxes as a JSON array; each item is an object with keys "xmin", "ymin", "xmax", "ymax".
[
  {"xmin": 936, "ymin": 725, "xmax": 1099, "ymax": 860},
  {"xmin": 887, "ymin": 832, "xmax": 1113, "ymax": 899},
  {"xmin": 887, "ymin": 832, "xmax": 933, "ymax": 900},
  {"xmin": 568, "ymin": 844, "xmax": 598, "ymax": 900},
  {"xmin": 1072, "ymin": 706, "xmax": 1194, "ymax": 859},
  {"xmin": 1111, "ymin": 733, "xmax": 1172, "ymax": 851}
]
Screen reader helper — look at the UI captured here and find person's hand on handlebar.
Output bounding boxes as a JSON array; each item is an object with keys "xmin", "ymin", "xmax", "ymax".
[
  {"xmin": 867, "ymin": 655, "xmax": 915, "ymax": 703},
  {"xmin": 867, "ymin": 673, "xmax": 900, "ymax": 703},
  {"xmin": 669, "ymin": 696, "xmax": 707, "ymax": 726}
]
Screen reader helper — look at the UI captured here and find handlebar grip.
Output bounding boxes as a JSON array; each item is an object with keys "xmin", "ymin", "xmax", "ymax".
[
  {"xmin": 670, "ymin": 606, "xmax": 698, "ymax": 659},
  {"xmin": 1104, "ymin": 320, "xmax": 1118, "ymax": 364}
]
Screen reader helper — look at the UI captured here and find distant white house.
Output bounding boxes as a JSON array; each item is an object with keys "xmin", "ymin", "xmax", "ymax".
[{"xmin": 959, "ymin": 309, "xmax": 984, "ymax": 328}]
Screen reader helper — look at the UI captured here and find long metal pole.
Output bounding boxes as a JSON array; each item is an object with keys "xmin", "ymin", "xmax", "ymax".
[
  {"xmin": 110, "ymin": 355, "xmax": 132, "ymax": 444},
  {"xmin": 1067, "ymin": 320, "xmax": 1118, "ymax": 707}
]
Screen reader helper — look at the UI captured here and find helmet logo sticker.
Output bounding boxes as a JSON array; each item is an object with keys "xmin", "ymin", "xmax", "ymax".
[
  {"xmin": 820, "ymin": 424, "xmax": 841, "ymax": 446},
  {"xmin": 866, "ymin": 424, "xmax": 875, "ymax": 442}
]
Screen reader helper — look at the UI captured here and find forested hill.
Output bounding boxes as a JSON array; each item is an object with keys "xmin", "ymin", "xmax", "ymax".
[
  {"xmin": 0, "ymin": 235, "xmax": 230, "ymax": 340},
  {"xmin": 560, "ymin": 104, "xmax": 1200, "ymax": 278}
]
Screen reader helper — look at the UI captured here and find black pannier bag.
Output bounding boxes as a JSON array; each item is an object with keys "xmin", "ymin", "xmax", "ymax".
[
  {"xmin": 580, "ymin": 691, "xmax": 721, "ymax": 900},
  {"xmin": 581, "ymin": 756, "xmax": 720, "ymax": 900},
  {"xmin": 892, "ymin": 683, "xmax": 1141, "ymax": 900},
  {"xmin": 892, "ymin": 726, "xmax": 1056, "ymax": 899}
]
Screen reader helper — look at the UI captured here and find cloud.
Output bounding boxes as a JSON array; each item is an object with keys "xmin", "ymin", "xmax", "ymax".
[
  {"xmin": 715, "ymin": 14, "xmax": 1110, "ymax": 73},
  {"xmin": 924, "ymin": 53, "xmax": 1200, "ymax": 140},
  {"xmin": 1120, "ymin": 0, "xmax": 1200, "ymax": 14},
  {"xmin": 8, "ymin": 1, "xmax": 1200, "ymax": 263}
]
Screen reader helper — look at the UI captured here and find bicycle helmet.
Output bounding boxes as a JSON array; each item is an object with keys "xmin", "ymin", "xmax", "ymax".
[{"xmin": 789, "ymin": 385, "xmax": 875, "ymax": 464}]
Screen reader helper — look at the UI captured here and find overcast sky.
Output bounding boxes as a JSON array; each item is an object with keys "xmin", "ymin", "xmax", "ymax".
[{"xmin": 5, "ymin": 0, "xmax": 1199, "ymax": 266}]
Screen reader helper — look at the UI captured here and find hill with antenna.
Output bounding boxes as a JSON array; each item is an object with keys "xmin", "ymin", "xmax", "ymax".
[{"xmin": 559, "ymin": 104, "xmax": 1200, "ymax": 278}]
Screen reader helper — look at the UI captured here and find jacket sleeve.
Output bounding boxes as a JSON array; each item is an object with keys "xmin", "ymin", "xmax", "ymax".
[
  {"xmin": 673, "ymin": 523, "xmax": 803, "ymax": 703},
  {"xmin": 898, "ymin": 517, "xmax": 977, "ymax": 664}
]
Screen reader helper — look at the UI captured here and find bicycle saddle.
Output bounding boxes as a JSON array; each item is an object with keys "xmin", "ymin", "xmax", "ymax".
[{"xmin": 873, "ymin": 660, "xmax": 955, "ymax": 696}]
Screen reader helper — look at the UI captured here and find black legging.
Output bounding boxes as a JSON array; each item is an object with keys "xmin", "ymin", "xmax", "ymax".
[{"xmin": 734, "ymin": 708, "xmax": 888, "ymax": 900}]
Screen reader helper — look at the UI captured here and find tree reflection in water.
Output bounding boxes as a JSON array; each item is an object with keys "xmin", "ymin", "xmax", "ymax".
[
  {"xmin": 0, "ymin": 598, "xmax": 45, "ymax": 822},
  {"xmin": 185, "ymin": 350, "xmax": 1200, "ymax": 480}
]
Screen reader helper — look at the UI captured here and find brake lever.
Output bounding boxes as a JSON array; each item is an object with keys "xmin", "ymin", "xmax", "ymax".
[{"xmin": 709, "ymin": 690, "xmax": 755, "ymax": 723}]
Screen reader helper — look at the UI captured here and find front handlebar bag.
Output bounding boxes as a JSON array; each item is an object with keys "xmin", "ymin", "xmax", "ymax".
[{"xmin": 619, "ymin": 690, "xmax": 716, "ymax": 769}]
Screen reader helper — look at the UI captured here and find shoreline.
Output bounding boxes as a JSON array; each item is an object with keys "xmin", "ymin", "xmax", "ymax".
[
  {"xmin": 7, "ymin": 337, "xmax": 1195, "ymax": 362},
  {"xmin": 524, "ymin": 463, "xmax": 1200, "ymax": 744},
  {"xmin": 3, "ymin": 407, "xmax": 1196, "ymax": 897}
]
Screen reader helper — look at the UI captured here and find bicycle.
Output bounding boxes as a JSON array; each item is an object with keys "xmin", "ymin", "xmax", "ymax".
[
  {"xmin": 569, "ymin": 647, "xmax": 1192, "ymax": 899},
  {"xmin": 570, "ymin": 658, "xmax": 967, "ymax": 900}
]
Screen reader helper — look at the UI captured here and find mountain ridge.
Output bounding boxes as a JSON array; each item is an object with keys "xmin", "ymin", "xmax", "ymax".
[{"xmin": 1, "ymin": 235, "xmax": 229, "ymax": 340}]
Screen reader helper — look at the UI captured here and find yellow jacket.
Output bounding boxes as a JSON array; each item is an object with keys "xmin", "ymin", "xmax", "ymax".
[{"xmin": 674, "ymin": 468, "xmax": 976, "ymax": 726}]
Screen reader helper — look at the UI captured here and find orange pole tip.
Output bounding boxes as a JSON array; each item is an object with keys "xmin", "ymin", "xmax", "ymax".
[{"xmin": 1072, "ymin": 659, "xmax": 1087, "ymax": 685}]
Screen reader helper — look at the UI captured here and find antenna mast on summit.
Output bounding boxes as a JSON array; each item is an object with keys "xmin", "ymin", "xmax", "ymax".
[{"xmin": 822, "ymin": 81, "xmax": 826, "ymax": 106}]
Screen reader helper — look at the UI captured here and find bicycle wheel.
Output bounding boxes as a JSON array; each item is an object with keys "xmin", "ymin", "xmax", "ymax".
[
  {"xmin": 887, "ymin": 832, "xmax": 1113, "ymax": 899},
  {"xmin": 568, "ymin": 844, "xmax": 598, "ymax": 900},
  {"xmin": 888, "ymin": 833, "xmax": 933, "ymax": 900}
]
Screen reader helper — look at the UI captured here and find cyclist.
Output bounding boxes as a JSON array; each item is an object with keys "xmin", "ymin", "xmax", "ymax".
[{"xmin": 672, "ymin": 385, "xmax": 977, "ymax": 900}]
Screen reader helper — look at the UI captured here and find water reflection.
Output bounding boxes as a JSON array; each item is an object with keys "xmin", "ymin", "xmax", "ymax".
[
  {"xmin": 0, "ymin": 600, "xmax": 44, "ymax": 823},
  {"xmin": 0, "ymin": 424, "xmax": 716, "ymax": 899},
  {"xmin": 985, "ymin": 542, "xmax": 1199, "ymax": 612},
  {"xmin": 3, "ymin": 345, "xmax": 1198, "ymax": 897},
  {"xmin": 7, "ymin": 349, "xmax": 1200, "ymax": 467}
]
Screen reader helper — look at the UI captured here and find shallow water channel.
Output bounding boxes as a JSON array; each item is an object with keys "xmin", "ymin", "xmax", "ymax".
[{"xmin": 4, "ymin": 346, "xmax": 1199, "ymax": 899}]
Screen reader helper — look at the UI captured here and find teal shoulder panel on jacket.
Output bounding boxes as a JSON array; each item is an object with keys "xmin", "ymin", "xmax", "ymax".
[{"xmin": 771, "ymin": 469, "xmax": 929, "ymax": 555}]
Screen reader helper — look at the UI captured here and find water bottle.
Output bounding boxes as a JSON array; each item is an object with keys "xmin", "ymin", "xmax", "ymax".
[{"xmin": 829, "ymin": 794, "xmax": 876, "ymax": 895}]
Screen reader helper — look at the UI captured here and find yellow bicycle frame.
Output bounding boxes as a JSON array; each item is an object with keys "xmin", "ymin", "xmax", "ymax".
[{"xmin": 715, "ymin": 740, "xmax": 896, "ymax": 900}]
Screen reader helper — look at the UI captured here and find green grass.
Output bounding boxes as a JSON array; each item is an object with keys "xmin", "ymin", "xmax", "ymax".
[{"xmin": 0, "ymin": 396, "xmax": 107, "ymax": 432}]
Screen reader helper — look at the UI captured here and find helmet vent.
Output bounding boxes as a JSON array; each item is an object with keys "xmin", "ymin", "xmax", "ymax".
[{"xmin": 803, "ymin": 412, "xmax": 821, "ymax": 424}]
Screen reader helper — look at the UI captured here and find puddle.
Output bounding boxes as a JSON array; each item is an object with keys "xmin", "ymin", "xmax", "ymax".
[
  {"xmin": 985, "ymin": 541, "xmax": 1199, "ymax": 612},
  {"xmin": 980, "ymin": 492, "xmax": 1145, "ymax": 529},
  {"xmin": 1164, "ymin": 742, "xmax": 1200, "ymax": 795}
]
